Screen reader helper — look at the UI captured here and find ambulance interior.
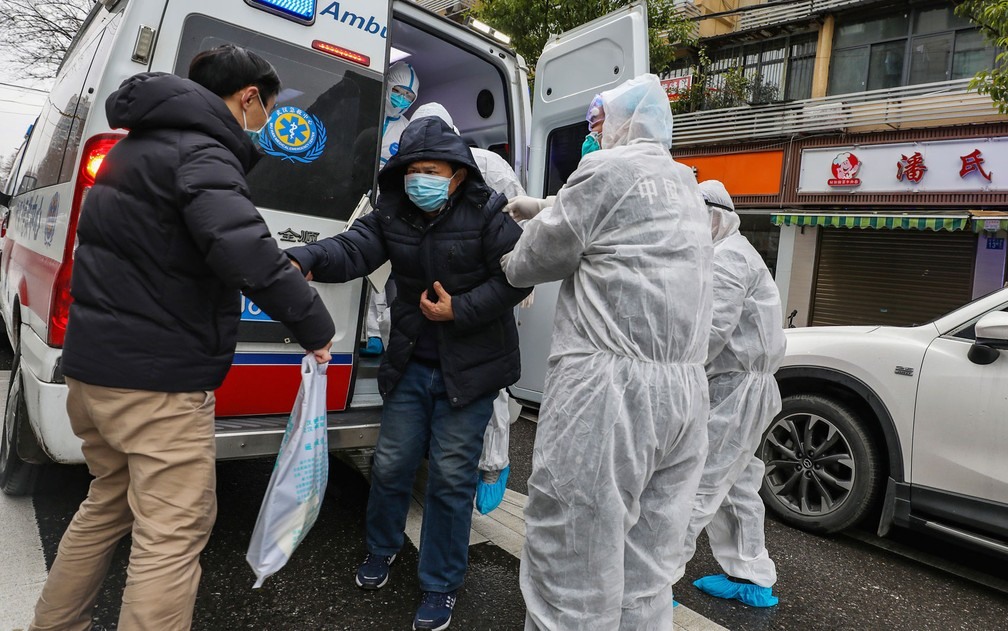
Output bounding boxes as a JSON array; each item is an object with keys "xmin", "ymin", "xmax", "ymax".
[{"xmin": 388, "ymin": 17, "xmax": 515, "ymax": 166}]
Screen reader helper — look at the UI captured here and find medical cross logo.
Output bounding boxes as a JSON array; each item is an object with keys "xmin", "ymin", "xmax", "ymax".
[{"xmin": 260, "ymin": 106, "xmax": 327, "ymax": 164}]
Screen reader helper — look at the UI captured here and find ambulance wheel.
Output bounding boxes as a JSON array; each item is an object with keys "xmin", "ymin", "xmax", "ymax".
[{"xmin": 0, "ymin": 364, "xmax": 42, "ymax": 496}]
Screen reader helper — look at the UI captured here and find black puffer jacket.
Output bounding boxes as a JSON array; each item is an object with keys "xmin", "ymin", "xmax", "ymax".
[
  {"xmin": 287, "ymin": 117, "xmax": 530, "ymax": 407},
  {"xmin": 62, "ymin": 73, "xmax": 335, "ymax": 392}
]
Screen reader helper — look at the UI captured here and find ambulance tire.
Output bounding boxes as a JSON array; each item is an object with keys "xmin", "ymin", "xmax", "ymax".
[{"xmin": 0, "ymin": 363, "xmax": 42, "ymax": 496}]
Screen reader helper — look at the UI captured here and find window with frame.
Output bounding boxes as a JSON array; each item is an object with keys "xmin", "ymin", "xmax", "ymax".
[
  {"xmin": 706, "ymin": 33, "xmax": 817, "ymax": 106},
  {"xmin": 828, "ymin": 4, "xmax": 998, "ymax": 96}
]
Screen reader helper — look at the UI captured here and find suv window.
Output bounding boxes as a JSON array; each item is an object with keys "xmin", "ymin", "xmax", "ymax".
[
  {"xmin": 950, "ymin": 305, "xmax": 1008, "ymax": 341},
  {"xmin": 174, "ymin": 15, "xmax": 383, "ymax": 222}
]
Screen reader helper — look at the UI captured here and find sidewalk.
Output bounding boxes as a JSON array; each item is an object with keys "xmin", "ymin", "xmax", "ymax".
[{"xmin": 408, "ymin": 468, "xmax": 729, "ymax": 631}]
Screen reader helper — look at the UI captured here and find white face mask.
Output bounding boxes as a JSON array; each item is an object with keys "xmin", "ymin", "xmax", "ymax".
[{"xmin": 242, "ymin": 90, "xmax": 269, "ymax": 141}]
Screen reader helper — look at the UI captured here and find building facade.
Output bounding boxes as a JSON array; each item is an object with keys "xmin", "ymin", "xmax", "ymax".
[{"xmin": 668, "ymin": 0, "xmax": 1006, "ymax": 327}]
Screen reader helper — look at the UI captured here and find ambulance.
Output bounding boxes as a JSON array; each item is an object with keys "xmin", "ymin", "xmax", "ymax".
[{"xmin": 0, "ymin": 0, "xmax": 649, "ymax": 494}]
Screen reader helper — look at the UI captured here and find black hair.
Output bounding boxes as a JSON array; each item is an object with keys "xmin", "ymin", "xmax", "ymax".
[{"xmin": 188, "ymin": 44, "xmax": 281, "ymax": 101}]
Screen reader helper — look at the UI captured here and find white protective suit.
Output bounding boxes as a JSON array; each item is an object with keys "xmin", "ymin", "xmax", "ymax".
[
  {"xmin": 502, "ymin": 74, "xmax": 713, "ymax": 631},
  {"xmin": 379, "ymin": 61, "xmax": 419, "ymax": 167},
  {"xmin": 368, "ymin": 62, "xmax": 420, "ymax": 343},
  {"xmin": 412, "ymin": 102, "xmax": 526, "ymax": 476},
  {"xmin": 672, "ymin": 180, "xmax": 786, "ymax": 588}
]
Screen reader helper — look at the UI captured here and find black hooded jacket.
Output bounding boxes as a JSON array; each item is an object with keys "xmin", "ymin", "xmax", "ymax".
[
  {"xmin": 287, "ymin": 117, "xmax": 530, "ymax": 407},
  {"xmin": 62, "ymin": 73, "xmax": 335, "ymax": 392}
]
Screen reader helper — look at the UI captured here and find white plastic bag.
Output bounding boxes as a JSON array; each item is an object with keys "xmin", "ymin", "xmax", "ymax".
[
  {"xmin": 247, "ymin": 357, "xmax": 329, "ymax": 588},
  {"xmin": 479, "ymin": 390, "xmax": 515, "ymax": 472}
]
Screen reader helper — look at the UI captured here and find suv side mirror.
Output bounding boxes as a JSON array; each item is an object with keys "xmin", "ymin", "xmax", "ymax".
[{"xmin": 968, "ymin": 311, "xmax": 1008, "ymax": 365}]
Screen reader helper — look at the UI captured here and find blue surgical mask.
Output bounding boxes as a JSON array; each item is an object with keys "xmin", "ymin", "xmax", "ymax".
[
  {"xmin": 405, "ymin": 173, "xmax": 452, "ymax": 213},
  {"xmin": 390, "ymin": 93, "xmax": 413, "ymax": 113},
  {"xmin": 582, "ymin": 132, "xmax": 601, "ymax": 157}
]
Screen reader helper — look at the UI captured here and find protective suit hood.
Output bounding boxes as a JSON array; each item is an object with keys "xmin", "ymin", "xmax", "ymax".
[
  {"xmin": 385, "ymin": 61, "xmax": 419, "ymax": 121},
  {"xmin": 598, "ymin": 73, "xmax": 674, "ymax": 151},
  {"xmin": 700, "ymin": 180, "xmax": 741, "ymax": 244},
  {"xmin": 412, "ymin": 102, "xmax": 461, "ymax": 134}
]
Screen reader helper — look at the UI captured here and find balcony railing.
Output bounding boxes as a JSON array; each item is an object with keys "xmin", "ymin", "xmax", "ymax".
[
  {"xmin": 738, "ymin": 0, "xmax": 884, "ymax": 33},
  {"xmin": 672, "ymin": 79, "xmax": 1005, "ymax": 147},
  {"xmin": 411, "ymin": 0, "xmax": 474, "ymax": 15}
]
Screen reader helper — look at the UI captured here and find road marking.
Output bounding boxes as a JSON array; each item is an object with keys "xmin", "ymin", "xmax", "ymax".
[{"xmin": 0, "ymin": 370, "xmax": 46, "ymax": 631}]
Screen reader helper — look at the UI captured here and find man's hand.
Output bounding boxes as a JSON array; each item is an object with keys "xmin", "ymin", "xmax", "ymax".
[
  {"xmin": 290, "ymin": 258, "xmax": 313, "ymax": 282},
  {"xmin": 420, "ymin": 281, "xmax": 454, "ymax": 322},
  {"xmin": 309, "ymin": 341, "xmax": 333, "ymax": 364}
]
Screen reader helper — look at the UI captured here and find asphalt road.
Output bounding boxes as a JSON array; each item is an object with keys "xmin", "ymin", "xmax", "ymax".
[
  {"xmin": 1, "ymin": 310, "xmax": 1004, "ymax": 631},
  {"xmin": 14, "ymin": 418, "xmax": 1004, "ymax": 631}
]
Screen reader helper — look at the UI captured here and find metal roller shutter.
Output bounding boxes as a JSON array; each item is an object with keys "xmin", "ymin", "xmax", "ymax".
[{"xmin": 811, "ymin": 229, "xmax": 976, "ymax": 327}]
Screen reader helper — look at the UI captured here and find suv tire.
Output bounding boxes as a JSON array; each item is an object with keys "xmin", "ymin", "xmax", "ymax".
[{"xmin": 759, "ymin": 394, "xmax": 882, "ymax": 534}]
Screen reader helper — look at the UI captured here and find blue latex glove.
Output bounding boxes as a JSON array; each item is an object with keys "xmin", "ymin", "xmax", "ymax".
[
  {"xmin": 693, "ymin": 574, "xmax": 778, "ymax": 608},
  {"xmin": 475, "ymin": 465, "xmax": 510, "ymax": 514}
]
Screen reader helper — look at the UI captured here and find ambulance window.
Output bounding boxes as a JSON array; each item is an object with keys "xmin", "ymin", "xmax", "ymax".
[
  {"xmin": 15, "ymin": 27, "xmax": 103, "ymax": 194},
  {"xmin": 544, "ymin": 121, "xmax": 589, "ymax": 197},
  {"xmin": 175, "ymin": 16, "xmax": 383, "ymax": 222}
]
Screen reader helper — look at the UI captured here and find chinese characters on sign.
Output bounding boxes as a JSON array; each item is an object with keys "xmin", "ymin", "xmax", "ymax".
[
  {"xmin": 896, "ymin": 152, "xmax": 927, "ymax": 183},
  {"xmin": 959, "ymin": 149, "xmax": 992, "ymax": 182},
  {"xmin": 799, "ymin": 139, "xmax": 1003, "ymax": 193}
]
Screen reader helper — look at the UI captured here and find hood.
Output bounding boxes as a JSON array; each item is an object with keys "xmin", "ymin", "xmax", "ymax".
[
  {"xmin": 377, "ymin": 116, "xmax": 486, "ymax": 215},
  {"xmin": 385, "ymin": 61, "xmax": 419, "ymax": 121},
  {"xmin": 700, "ymin": 179, "xmax": 741, "ymax": 243},
  {"xmin": 412, "ymin": 102, "xmax": 460, "ymax": 134},
  {"xmin": 598, "ymin": 73, "xmax": 674, "ymax": 151},
  {"xmin": 106, "ymin": 72, "xmax": 258, "ymax": 171}
]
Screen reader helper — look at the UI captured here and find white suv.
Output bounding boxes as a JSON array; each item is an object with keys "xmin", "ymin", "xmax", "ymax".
[{"xmin": 764, "ymin": 287, "xmax": 1008, "ymax": 557}]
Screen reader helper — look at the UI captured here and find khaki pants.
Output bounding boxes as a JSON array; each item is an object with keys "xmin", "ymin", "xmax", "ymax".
[{"xmin": 30, "ymin": 379, "xmax": 217, "ymax": 631}]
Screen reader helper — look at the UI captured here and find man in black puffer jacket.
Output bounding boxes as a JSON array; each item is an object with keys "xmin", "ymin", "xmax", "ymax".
[
  {"xmin": 31, "ymin": 46, "xmax": 334, "ymax": 631},
  {"xmin": 287, "ymin": 116, "xmax": 530, "ymax": 631}
]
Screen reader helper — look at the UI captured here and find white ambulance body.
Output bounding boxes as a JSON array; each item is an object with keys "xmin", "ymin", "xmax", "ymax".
[{"xmin": 0, "ymin": 0, "xmax": 648, "ymax": 494}]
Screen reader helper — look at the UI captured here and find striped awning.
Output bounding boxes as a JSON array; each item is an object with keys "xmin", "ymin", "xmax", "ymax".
[
  {"xmin": 771, "ymin": 213, "xmax": 970, "ymax": 232},
  {"xmin": 971, "ymin": 211, "xmax": 1008, "ymax": 233}
]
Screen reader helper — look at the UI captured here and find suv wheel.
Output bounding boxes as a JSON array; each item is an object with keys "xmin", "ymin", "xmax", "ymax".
[
  {"xmin": 0, "ymin": 364, "xmax": 41, "ymax": 495},
  {"xmin": 759, "ymin": 394, "xmax": 882, "ymax": 534}
]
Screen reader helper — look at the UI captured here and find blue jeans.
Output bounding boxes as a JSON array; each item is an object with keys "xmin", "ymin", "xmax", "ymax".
[{"xmin": 366, "ymin": 361, "xmax": 494, "ymax": 592}]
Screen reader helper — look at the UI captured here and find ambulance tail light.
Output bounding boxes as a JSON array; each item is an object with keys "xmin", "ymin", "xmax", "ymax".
[
  {"xmin": 312, "ymin": 40, "xmax": 370, "ymax": 67},
  {"xmin": 48, "ymin": 134, "xmax": 124, "ymax": 348}
]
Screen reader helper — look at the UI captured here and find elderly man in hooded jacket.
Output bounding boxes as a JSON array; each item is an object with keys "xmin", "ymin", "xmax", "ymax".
[
  {"xmin": 287, "ymin": 115, "xmax": 530, "ymax": 631},
  {"xmin": 502, "ymin": 74, "xmax": 713, "ymax": 631}
]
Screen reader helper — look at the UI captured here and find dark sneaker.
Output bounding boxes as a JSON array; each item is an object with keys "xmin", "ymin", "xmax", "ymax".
[
  {"xmin": 355, "ymin": 553, "xmax": 396, "ymax": 590},
  {"xmin": 413, "ymin": 590, "xmax": 457, "ymax": 631}
]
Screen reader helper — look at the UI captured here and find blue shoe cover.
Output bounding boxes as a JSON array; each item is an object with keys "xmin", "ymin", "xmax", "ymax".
[
  {"xmin": 672, "ymin": 600, "xmax": 680, "ymax": 608},
  {"xmin": 475, "ymin": 465, "xmax": 510, "ymax": 514},
  {"xmin": 693, "ymin": 574, "xmax": 778, "ymax": 607},
  {"xmin": 360, "ymin": 337, "xmax": 384, "ymax": 357}
]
